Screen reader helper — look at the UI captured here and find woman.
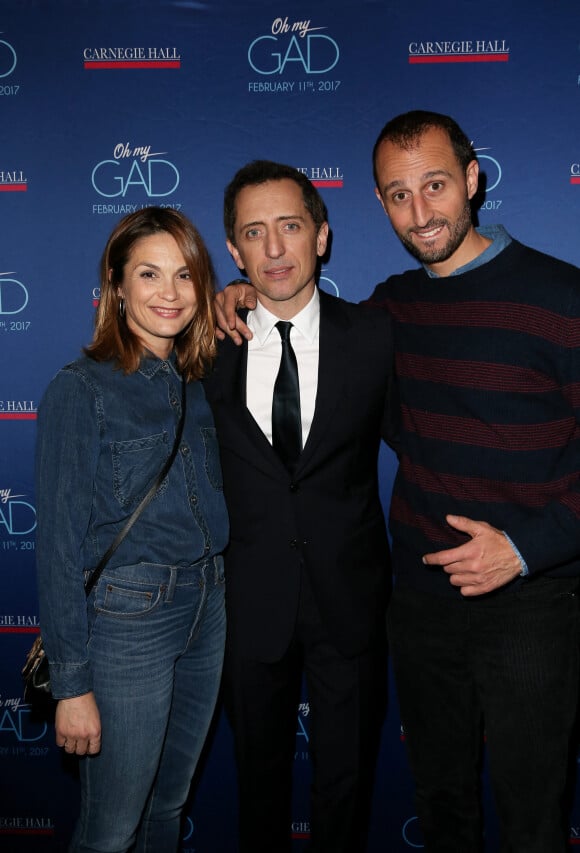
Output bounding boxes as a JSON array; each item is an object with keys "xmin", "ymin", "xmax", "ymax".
[{"xmin": 35, "ymin": 207, "xmax": 229, "ymax": 852}]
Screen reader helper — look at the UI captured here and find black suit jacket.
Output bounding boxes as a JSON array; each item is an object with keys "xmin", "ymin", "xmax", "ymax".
[{"xmin": 204, "ymin": 289, "xmax": 397, "ymax": 661}]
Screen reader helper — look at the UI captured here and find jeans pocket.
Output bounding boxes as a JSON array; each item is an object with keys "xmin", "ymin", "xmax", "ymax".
[{"xmin": 95, "ymin": 575, "xmax": 165, "ymax": 618}]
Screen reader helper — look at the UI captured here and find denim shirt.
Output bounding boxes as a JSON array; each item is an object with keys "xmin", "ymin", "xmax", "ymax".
[{"xmin": 35, "ymin": 354, "xmax": 229, "ymax": 698}]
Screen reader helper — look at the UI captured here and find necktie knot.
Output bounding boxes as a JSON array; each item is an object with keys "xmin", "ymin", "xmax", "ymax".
[{"xmin": 276, "ymin": 320, "xmax": 293, "ymax": 343}]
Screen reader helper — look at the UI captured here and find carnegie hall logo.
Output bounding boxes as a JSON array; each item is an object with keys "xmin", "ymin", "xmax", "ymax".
[
  {"xmin": 0, "ymin": 170, "xmax": 27, "ymax": 192},
  {"xmin": 291, "ymin": 820, "xmax": 311, "ymax": 841},
  {"xmin": 0, "ymin": 402, "xmax": 36, "ymax": 420},
  {"xmin": 0, "ymin": 614, "xmax": 39, "ymax": 634},
  {"xmin": 408, "ymin": 38, "xmax": 510, "ymax": 63},
  {"xmin": 297, "ymin": 165, "xmax": 343, "ymax": 188},
  {"xmin": 83, "ymin": 46, "xmax": 180, "ymax": 69},
  {"xmin": 0, "ymin": 816, "xmax": 55, "ymax": 836},
  {"xmin": 570, "ymin": 163, "xmax": 580, "ymax": 185}
]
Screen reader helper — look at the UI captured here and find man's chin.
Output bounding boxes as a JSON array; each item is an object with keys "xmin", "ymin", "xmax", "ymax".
[{"xmin": 401, "ymin": 233, "xmax": 456, "ymax": 265}]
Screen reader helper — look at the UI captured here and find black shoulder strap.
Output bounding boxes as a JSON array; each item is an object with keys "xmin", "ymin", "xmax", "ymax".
[{"xmin": 84, "ymin": 374, "xmax": 187, "ymax": 597}]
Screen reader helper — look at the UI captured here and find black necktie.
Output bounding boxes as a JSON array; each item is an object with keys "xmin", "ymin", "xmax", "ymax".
[{"xmin": 272, "ymin": 321, "xmax": 302, "ymax": 468}]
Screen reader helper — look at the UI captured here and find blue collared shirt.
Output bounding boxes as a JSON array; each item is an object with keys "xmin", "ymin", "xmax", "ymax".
[{"xmin": 425, "ymin": 224, "xmax": 512, "ymax": 278}]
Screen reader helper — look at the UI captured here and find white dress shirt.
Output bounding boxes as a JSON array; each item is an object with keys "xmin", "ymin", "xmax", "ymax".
[{"xmin": 246, "ymin": 289, "xmax": 320, "ymax": 448}]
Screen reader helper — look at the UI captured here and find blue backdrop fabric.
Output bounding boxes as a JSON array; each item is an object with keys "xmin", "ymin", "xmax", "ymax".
[{"xmin": 1, "ymin": 1, "xmax": 580, "ymax": 849}]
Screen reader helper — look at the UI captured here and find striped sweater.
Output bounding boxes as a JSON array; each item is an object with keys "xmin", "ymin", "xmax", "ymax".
[{"xmin": 370, "ymin": 237, "xmax": 580, "ymax": 596}]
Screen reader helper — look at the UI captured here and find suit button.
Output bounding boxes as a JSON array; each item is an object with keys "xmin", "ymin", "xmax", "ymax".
[
  {"xmin": 289, "ymin": 482, "xmax": 299, "ymax": 493},
  {"xmin": 289, "ymin": 539, "xmax": 298, "ymax": 548}
]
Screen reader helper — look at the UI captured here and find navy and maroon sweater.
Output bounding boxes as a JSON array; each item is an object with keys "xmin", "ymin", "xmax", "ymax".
[{"xmin": 370, "ymin": 237, "xmax": 580, "ymax": 596}]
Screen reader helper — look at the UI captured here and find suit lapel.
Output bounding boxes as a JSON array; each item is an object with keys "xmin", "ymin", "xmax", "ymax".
[
  {"xmin": 296, "ymin": 290, "xmax": 350, "ymax": 474},
  {"xmin": 214, "ymin": 335, "xmax": 282, "ymax": 468}
]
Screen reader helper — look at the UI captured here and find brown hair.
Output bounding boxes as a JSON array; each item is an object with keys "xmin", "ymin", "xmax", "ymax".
[
  {"xmin": 372, "ymin": 110, "xmax": 477, "ymax": 186},
  {"xmin": 85, "ymin": 207, "xmax": 217, "ymax": 381},
  {"xmin": 224, "ymin": 160, "xmax": 328, "ymax": 245}
]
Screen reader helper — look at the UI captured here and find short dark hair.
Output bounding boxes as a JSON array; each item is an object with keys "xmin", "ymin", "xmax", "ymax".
[
  {"xmin": 224, "ymin": 160, "xmax": 328, "ymax": 244},
  {"xmin": 372, "ymin": 110, "xmax": 477, "ymax": 185},
  {"xmin": 85, "ymin": 206, "xmax": 217, "ymax": 380}
]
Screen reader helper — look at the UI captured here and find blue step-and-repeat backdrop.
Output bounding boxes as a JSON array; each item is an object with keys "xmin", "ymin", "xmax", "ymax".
[{"xmin": 1, "ymin": 1, "xmax": 580, "ymax": 849}]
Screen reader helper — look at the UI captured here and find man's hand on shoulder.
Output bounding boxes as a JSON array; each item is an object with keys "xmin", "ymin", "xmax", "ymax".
[{"xmin": 215, "ymin": 280, "xmax": 257, "ymax": 345}]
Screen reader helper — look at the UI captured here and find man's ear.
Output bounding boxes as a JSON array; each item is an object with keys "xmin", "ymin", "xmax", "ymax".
[
  {"xmin": 316, "ymin": 222, "xmax": 330, "ymax": 257},
  {"xmin": 374, "ymin": 187, "xmax": 389, "ymax": 217},
  {"xmin": 226, "ymin": 239, "xmax": 245, "ymax": 271},
  {"xmin": 466, "ymin": 159, "xmax": 480, "ymax": 201}
]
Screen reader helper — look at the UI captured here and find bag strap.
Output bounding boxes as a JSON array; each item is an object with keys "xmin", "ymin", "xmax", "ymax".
[{"xmin": 84, "ymin": 374, "xmax": 187, "ymax": 598}]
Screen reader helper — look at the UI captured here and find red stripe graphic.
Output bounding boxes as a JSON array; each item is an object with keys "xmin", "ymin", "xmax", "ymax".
[
  {"xmin": 571, "ymin": 177, "xmax": 580, "ymax": 185},
  {"xmin": 0, "ymin": 413, "xmax": 37, "ymax": 420},
  {"xmin": 0, "ymin": 184, "xmax": 27, "ymax": 192},
  {"xmin": 409, "ymin": 54, "xmax": 509, "ymax": 64},
  {"xmin": 0, "ymin": 627, "xmax": 40, "ymax": 634},
  {"xmin": 84, "ymin": 61, "xmax": 180, "ymax": 69},
  {"xmin": 311, "ymin": 180, "xmax": 343, "ymax": 188},
  {"xmin": 0, "ymin": 830, "xmax": 54, "ymax": 836}
]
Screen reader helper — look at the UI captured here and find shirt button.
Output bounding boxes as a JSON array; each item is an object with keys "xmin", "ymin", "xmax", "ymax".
[
  {"xmin": 181, "ymin": 445, "xmax": 189, "ymax": 455},
  {"xmin": 289, "ymin": 482, "xmax": 299, "ymax": 493},
  {"xmin": 289, "ymin": 539, "xmax": 297, "ymax": 548}
]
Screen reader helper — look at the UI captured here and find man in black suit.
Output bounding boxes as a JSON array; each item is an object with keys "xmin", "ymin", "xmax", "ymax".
[{"xmin": 204, "ymin": 160, "xmax": 397, "ymax": 853}]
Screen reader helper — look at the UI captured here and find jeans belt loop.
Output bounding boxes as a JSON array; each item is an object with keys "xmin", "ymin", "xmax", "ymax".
[{"xmin": 166, "ymin": 566, "xmax": 178, "ymax": 603}]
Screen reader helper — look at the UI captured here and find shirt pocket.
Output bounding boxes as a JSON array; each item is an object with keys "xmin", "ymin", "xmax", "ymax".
[
  {"xmin": 112, "ymin": 431, "xmax": 169, "ymax": 508},
  {"xmin": 201, "ymin": 426, "xmax": 224, "ymax": 491}
]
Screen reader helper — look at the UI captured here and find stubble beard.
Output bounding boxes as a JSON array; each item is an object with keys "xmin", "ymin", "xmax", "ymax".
[{"xmin": 399, "ymin": 200, "xmax": 472, "ymax": 266}]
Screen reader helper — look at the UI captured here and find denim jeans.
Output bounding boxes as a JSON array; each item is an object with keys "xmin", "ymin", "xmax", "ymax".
[
  {"xmin": 388, "ymin": 577, "xmax": 579, "ymax": 853},
  {"xmin": 69, "ymin": 556, "xmax": 226, "ymax": 853}
]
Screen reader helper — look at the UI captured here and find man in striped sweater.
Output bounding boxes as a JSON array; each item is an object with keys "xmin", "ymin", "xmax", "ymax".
[
  {"xmin": 215, "ymin": 110, "xmax": 579, "ymax": 852},
  {"xmin": 370, "ymin": 110, "xmax": 580, "ymax": 853}
]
